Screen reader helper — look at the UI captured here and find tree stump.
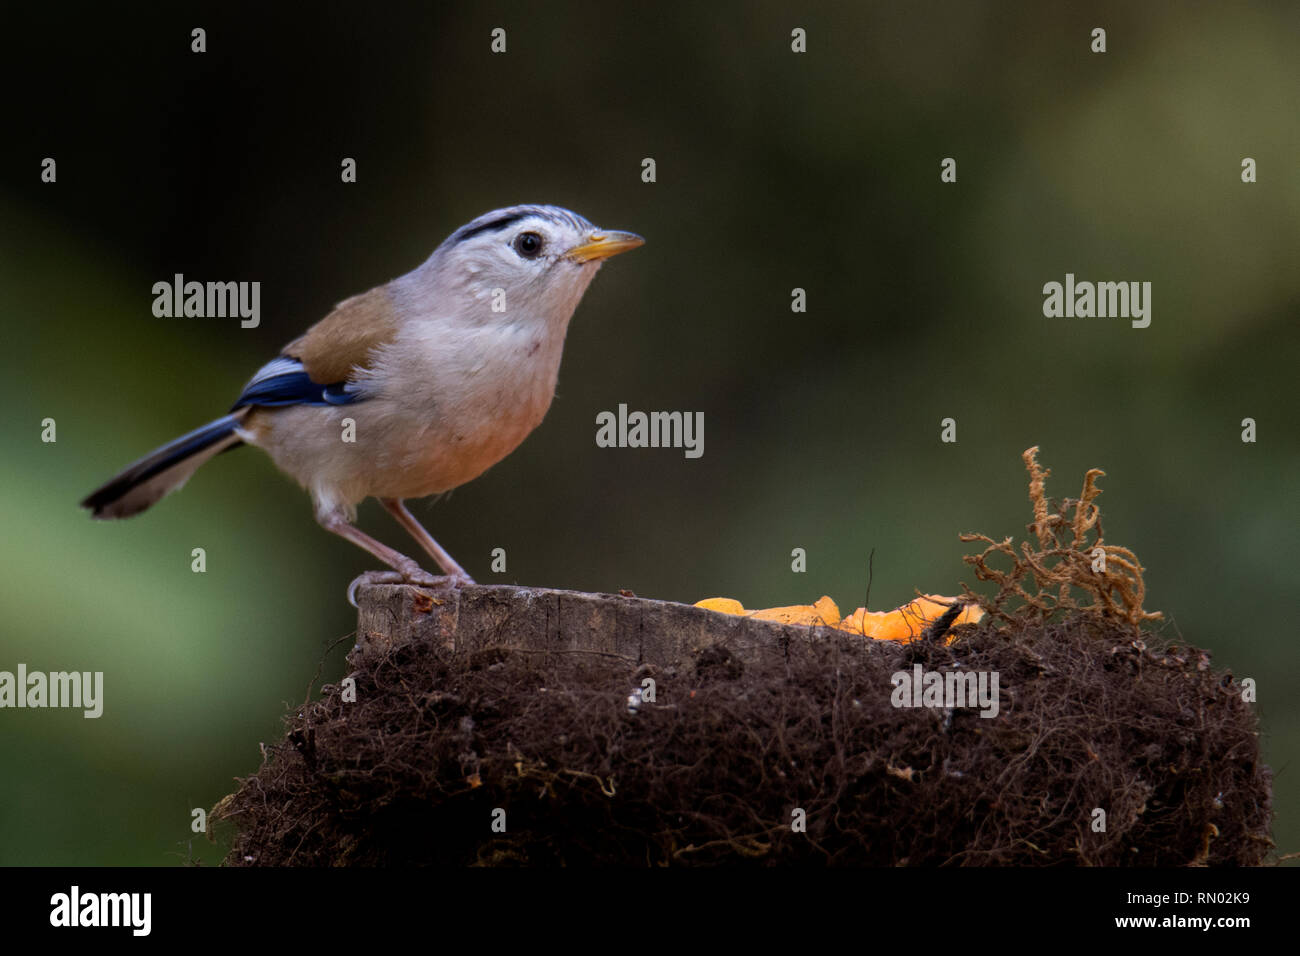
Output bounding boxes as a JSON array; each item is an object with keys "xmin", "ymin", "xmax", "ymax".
[{"xmin": 214, "ymin": 582, "xmax": 1273, "ymax": 867}]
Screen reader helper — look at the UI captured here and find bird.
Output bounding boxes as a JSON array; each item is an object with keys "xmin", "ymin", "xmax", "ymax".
[{"xmin": 81, "ymin": 204, "xmax": 644, "ymax": 602}]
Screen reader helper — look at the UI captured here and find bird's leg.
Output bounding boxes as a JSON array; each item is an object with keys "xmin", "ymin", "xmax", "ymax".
[
  {"xmin": 314, "ymin": 510, "xmax": 440, "ymax": 606},
  {"xmin": 380, "ymin": 498, "xmax": 476, "ymax": 585}
]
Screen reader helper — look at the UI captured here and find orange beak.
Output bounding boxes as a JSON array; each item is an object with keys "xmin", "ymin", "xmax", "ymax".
[{"xmin": 564, "ymin": 230, "xmax": 645, "ymax": 263}]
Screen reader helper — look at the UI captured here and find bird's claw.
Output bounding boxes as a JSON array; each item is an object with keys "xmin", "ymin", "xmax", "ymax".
[{"xmin": 348, "ymin": 570, "xmax": 405, "ymax": 607}]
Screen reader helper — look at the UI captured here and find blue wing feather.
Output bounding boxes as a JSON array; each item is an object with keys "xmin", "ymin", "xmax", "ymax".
[{"xmin": 230, "ymin": 357, "xmax": 363, "ymax": 411}]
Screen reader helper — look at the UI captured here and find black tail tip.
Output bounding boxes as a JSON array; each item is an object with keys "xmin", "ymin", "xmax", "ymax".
[{"xmin": 80, "ymin": 486, "xmax": 120, "ymax": 519}]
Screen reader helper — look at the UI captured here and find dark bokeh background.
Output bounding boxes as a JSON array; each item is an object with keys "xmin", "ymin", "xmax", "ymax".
[{"xmin": 2, "ymin": 1, "xmax": 1296, "ymax": 865}]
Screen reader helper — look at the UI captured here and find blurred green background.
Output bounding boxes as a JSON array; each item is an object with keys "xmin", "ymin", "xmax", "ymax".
[{"xmin": 2, "ymin": 1, "xmax": 1296, "ymax": 865}]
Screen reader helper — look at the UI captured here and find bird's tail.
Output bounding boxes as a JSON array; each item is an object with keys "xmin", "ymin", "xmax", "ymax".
[{"xmin": 81, "ymin": 413, "xmax": 246, "ymax": 519}]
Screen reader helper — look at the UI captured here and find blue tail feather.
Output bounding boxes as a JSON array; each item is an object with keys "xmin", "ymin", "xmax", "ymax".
[{"xmin": 81, "ymin": 414, "xmax": 244, "ymax": 519}]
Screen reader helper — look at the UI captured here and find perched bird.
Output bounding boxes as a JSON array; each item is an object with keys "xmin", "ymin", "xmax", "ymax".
[{"xmin": 81, "ymin": 204, "xmax": 643, "ymax": 601}]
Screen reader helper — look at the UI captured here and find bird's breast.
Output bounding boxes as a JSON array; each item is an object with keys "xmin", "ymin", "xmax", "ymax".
[{"xmin": 371, "ymin": 323, "xmax": 567, "ymax": 495}]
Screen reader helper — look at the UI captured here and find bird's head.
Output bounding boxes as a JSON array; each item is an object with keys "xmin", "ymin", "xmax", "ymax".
[{"xmin": 421, "ymin": 204, "xmax": 644, "ymax": 329}]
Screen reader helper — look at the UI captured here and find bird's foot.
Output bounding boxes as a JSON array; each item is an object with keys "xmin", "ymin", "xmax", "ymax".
[{"xmin": 346, "ymin": 566, "xmax": 474, "ymax": 607}]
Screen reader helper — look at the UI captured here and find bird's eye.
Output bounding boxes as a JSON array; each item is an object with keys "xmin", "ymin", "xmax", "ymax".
[{"xmin": 513, "ymin": 231, "xmax": 544, "ymax": 259}]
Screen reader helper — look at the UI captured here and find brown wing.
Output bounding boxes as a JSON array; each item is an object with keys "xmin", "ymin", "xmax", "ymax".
[{"xmin": 281, "ymin": 284, "xmax": 400, "ymax": 384}]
